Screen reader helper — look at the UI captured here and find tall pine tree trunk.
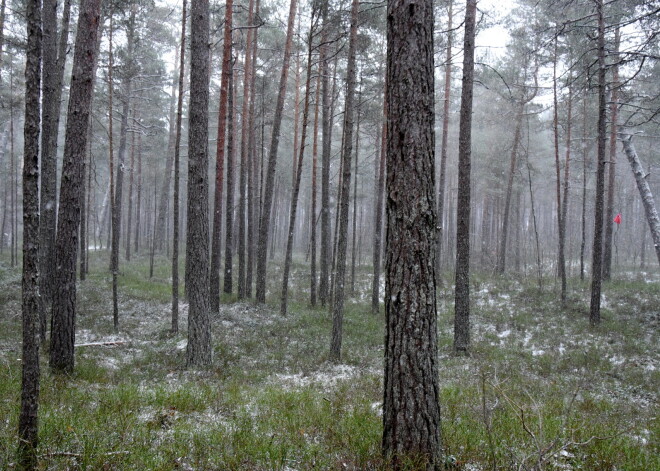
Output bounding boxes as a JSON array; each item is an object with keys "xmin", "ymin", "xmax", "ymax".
[
  {"xmin": 454, "ymin": 0, "xmax": 477, "ymax": 354},
  {"xmin": 171, "ymin": 0, "xmax": 187, "ymax": 334},
  {"xmin": 49, "ymin": 0, "xmax": 101, "ymax": 373},
  {"xmin": 255, "ymin": 0, "xmax": 298, "ymax": 303},
  {"xmin": 590, "ymin": 0, "xmax": 607, "ymax": 325},
  {"xmin": 240, "ymin": 0, "xmax": 256, "ymax": 298},
  {"xmin": 18, "ymin": 0, "xmax": 42, "ymax": 466},
  {"xmin": 185, "ymin": 0, "xmax": 212, "ymax": 366},
  {"xmin": 318, "ymin": 0, "xmax": 331, "ymax": 306},
  {"xmin": 436, "ymin": 0, "xmax": 452, "ymax": 279},
  {"xmin": 603, "ymin": 26, "xmax": 620, "ymax": 281},
  {"xmin": 329, "ymin": 0, "xmax": 359, "ymax": 363},
  {"xmin": 382, "ymin": 0, "xmax": 441, "ymax": 466},
  {"xmin": 211, "ymin": 0, "xmax": 232, "ymax": 307},
  {"xmin": 371, "ymin": 88, "xmax": 386, "ymax": 315},
  {"xmin": 281, "ymin": 8, "xmax": 317, "ymax": 316}
]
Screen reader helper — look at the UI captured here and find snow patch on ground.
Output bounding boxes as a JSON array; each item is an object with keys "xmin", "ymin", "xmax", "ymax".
[{"xmin": 270, "ymin": 364, "xmax": 368, "ymax": 390}]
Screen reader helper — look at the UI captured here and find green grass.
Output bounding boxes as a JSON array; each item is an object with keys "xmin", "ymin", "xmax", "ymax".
[{"xmin": 0, "ymin": 252, "xmax": 658, "ymax": 470}]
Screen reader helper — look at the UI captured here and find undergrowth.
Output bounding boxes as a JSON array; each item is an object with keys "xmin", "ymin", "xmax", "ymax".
[{"xmin": 0, "ymin": 252, "xmax": 657, "ymax": 470}]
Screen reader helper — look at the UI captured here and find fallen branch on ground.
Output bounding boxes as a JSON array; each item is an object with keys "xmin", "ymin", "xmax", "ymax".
[{"xmin": 74, "ymin": 341, "xmax": 126, "ymax": 347}]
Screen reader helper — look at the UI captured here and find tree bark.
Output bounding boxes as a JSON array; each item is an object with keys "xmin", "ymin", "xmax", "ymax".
[
  {"xmin": 371, "ymin": 87, "xmax": 386, "ymax": 315},
  {"xmin": 38, "ymin": 0, "xmax": 72, "ymax": 339},
  {"xmin": 111, "ymin": 5, "xmax": 136, "ymax": 332},
  {"xmin": 454, "ymin": 0, "xmax": 477, "ymax": 354},
  {"xmin": 49, "ymin": 0, "xmax": 101, "ymax": 374},
  {"xmin": 350, "ymin": 82, "xmax": 362, "ymax": 295},
  {"xmin": 603, "ymin": 26, "xmax": 620, "ymax": 281},
  {"xmin": 185, "ymin": 0, "xmax": 212, "ymax": 366},
  {"xmin": 255, "ymin": 0, "xmax": 298, "ymax": 303},
  {"xmin": 37, "ymin": 0, "xmax": 58, "ymax": 326},
  {"xmin": 171, "ymin": 0, "xmax": 187, "ymax": 334},
  {"xmin": 382, "ymin": 0, "xmax": 441, "ymax": 467},
  {"xmin": 560, "ymin": 80, "xmax": 573, "ymax": 301},
  {"xmin": 329, "ymin": 0, "xmax": 359, "ymax": 363},
  {"xmin": 211, "ymin": 0, "xmax": 232, "ymax": 306},
  {"xmin": 551, "ymin": 38, "xmax": 567, "ymax": 304},
  {"xmin": 590, "ymin": 0, "xmax": 607, "ymax": 326},
  {"xmin": 18, "ymin": 0, "xmax": 41, "ymax": 466},
  {"xmin": 436, "ymin": 0, "xmax": 452, "ymax": 279},
  {"xmin": 239, "ymin": 0, "xmax": 256, "ymax": 299},
  {"xmin": 496, "ymin": 103, "xmax": 524, "ymax": 275},
  {"xmin": 621, "ymin": 135, "xmax": 660, "ymax": 267},
  {"xmin": 309, "ymin": 65, "xmax": 321, "ymax": 307},
  {"xmin": 281, "ymin": 8, "xmax": 317, "ymax": 316},
  {"xmin": 318, "ymin": 0, "xmax": 331, "ymax": 306}
]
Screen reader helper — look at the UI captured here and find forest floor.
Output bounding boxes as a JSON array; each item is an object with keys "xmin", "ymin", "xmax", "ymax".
[{"xmin": 0, "ymin": 253, "xmax": 658, "ymax": 470}]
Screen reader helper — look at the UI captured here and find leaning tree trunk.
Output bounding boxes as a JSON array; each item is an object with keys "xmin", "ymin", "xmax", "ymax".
[
  {"xmin": 454, "ymin": 0, "xmax": 477, "ymax": 354},
  {"xmin": 382, "ymin": 0, "xmax": 441, "ymax": 467},
  {"xmin": 621, "ymin": 135, "xmax": 660, "ymax": 267},
  {"xmin": 49, "ymin": 0, "xmax": 101, "ymax": 374},
  {"xmin": 329, "ymin": 0, "xmax": 359, "ymax": 363},
  {"xmin": 18, "ymin": 0, "xmax": 41, "ymax": 466},
  {"xmin": 185, "ymin": 0, "xmax": 212, "ymax": 366},
  {"xmin": 254, "ymin": 0, "xmax": 298, "ymax": 303}
]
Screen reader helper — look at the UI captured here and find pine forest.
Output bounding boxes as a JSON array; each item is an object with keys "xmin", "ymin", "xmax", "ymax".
[{"xmin": 0, "ymin": 0, "xmax": 658, "ymax": 469}]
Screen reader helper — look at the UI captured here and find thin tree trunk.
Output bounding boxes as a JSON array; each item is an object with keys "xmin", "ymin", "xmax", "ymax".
[
  {"xmin": 589, "ymin": 0, "xmax": 606, "ymax": 326},
  {"xmin": 496, "ymin": 103, "xmax": 524, "ymax": 275},
  {"xmin": 281, "ymin": 8, "xmax": 317, "ymax": 316},
  {"xmin": 255, "ymin": 0, "xmax": 298, "ymax": 303},
  {"xmin": 155, "ymin": 49, "xmax": 180, "ymax": 252},
  {"xmin": 436, "ymin": 0, "xmax": 452, "ymax": 279},
  {"xmin": 526, "ymin": 152, "xmax": 542, "ymax": 290},
  {"xmin": 603, "ymin": 26, "xmax": 620, "ymax": 281},
  {"xmin": 171, "ymin": 0, "xmax": 187, "ymax": 334},
  {"xmin": 211, "ymin": 0, "xmax": 232, "ymax": 306},
  {"xmin": 580, "ymin": 95, "xmax": 588, "ymax": 281},
  {"xmin": 134, "ymin": 126, "xmax": 142, "ymax": 253},
  {"xmin": 560, "ymin": 79, "xmax": 573, "ymax": 301},
  {"xmin": 18, "ymin": 0, "xmax": 41, "ymax": 466},
  {"xmin": 309, "ymin": 63, "xmax": 321, "ymax": 306},
  {"xmin": 350, "ymin": 82, "xmax": 361, "ymax": 295},
  {"xmin": 223, "ymin": 61, "xmax": 236, "ymax": 295},
  {"xmin": 126, "ymin": 106, "xmax": 136, "ymax": 262},
  {"xmin": 329, "ymin": 0, "xmax": 359, "ymax": 363},
  {"xmin": 454, "ymin": 0, "xmax": 477, "ymax": 354},
  {"xmin": 318, "ymin": 0, "xmax": 331, "ymax": 306},
  {"xmin": 552, "ymin": 38, "xmax": 567, "ymax": 304},
  {"xmin": 371, "ymin": 85, "xmax": 386, "ymax": 315},
  {"xmin": 237, "ymin": 51, "xmax": 248, "ymax": 299},
  {"xmin": 239, "ymin": 0, "xmax": 256, "ymax": 299}
]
